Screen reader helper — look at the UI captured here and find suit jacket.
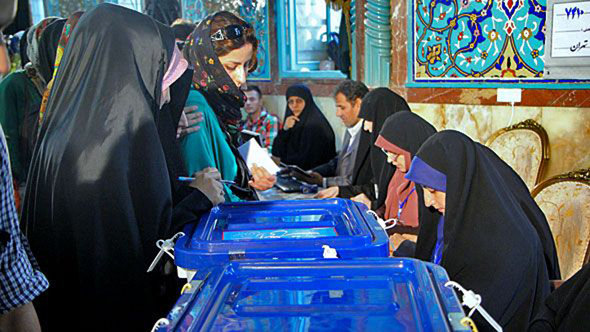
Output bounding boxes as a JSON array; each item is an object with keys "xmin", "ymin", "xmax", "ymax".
[
  {"xmin": 338, "ymin": 128, "xmax": 374, "ymax": 199},
  {"xmin": 313, "ymin": 130, "xmax": 359, "ymax": 187}
]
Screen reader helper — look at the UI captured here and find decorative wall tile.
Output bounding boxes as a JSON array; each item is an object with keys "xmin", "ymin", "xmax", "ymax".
[
  {"xmin": 412, "ymin": 0, "xmax": 547, "ymax": 79},
  {"xmin": 409, "ymin": 0, "xmax": 590, "ymax": 86},
  {"xmin": 45, "ymin": 0, "xmax": 102, "ymax": 17}
]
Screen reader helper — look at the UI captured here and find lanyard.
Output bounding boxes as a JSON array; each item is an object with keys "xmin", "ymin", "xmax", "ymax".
[
  {"xmin": 432, "ymin": 216, "xmax": 445, "ymax": 265},
  {"xmin": 397, "ymin": 187, "xmax": 416, "ymax": 219}
]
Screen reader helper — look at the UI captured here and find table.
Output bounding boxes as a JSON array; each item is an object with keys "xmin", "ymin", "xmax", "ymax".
[{"xmin": 256, "ymin": 187, "xmax": 317, "ymax": 201}]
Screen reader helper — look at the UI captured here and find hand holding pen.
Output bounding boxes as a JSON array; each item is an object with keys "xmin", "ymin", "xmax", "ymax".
[
  {"xmin": 181, "ymin": 167, "xmax": 226, "ymax": 206},
  {"xmin": 178, "ymin": 176, "xmax": 235, "ymax": 185}
]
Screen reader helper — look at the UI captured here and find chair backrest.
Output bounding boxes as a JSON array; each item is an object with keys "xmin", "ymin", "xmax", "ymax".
[
  {"xmin": 532, "ymin": 169, "xmax": 590, "ymax": 280},
  {"xmin": 486, "ymin": 119, "xmax": 549, "ymax": 191}
]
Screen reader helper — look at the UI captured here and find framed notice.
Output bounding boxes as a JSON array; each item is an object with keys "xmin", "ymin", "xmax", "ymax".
[{"xmin": 545, "ymin": 0, "xmax": 590, "ymax": 78}]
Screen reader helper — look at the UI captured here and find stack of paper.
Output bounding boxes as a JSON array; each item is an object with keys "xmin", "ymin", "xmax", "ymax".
[{"xmin": 237, "ymin": 138, "xmax": 281, "ymax": 175}]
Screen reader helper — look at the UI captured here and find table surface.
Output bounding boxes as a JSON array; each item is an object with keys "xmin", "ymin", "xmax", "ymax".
[{"xmin": 256, "ymin": 187, "xmax": 317, "ymax": 201}]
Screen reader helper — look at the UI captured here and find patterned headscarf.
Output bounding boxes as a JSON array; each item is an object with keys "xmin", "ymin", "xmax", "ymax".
[
  {"xmin": 25, "ymin": 17, "xmax": 60, "ymax": 68},
  {"xmin": 39, "ymin": 12, "xmax": 84, "ymax": 126},
  {"xmin": 51, "ymin": 11, "xmax": 84, "ymax": 81},
  {"xmin": 183, "ymin": 12, "xmax": 252, "ymax": 123}
]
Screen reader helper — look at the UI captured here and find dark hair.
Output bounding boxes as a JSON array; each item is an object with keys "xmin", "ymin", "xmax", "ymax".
[
  {"xmin": 333, "ymin": 80, "xmax": 369, "ymax": 103},
  {"xmin": 242, "ymin": 85, "xmax": 262, "ymax": 98},
  {"xmin": 171, "ymin": 22, "xmax": 195, "ymax": 41},
  {"xmin": 210, "ymin": 11, "xmax": 258, "ymax": 72}
]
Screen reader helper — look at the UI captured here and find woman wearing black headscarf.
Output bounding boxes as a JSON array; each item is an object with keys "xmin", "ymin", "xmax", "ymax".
[
  {"xmin": 373, "ymin": 112, "xmax": 439, "ymax": 255},
  {"xmin": 22, "ymin": 4, "xmax": 221, "ymax": 331},
  {"xmin": 342, "ymin": 88, "xmax": 410, "ymax": 214},
  {"xmin": 272, "ymin": 83, "xmax": 337, "ymax": 170},
  {"xmin": 529, "ymin": 264, "xmax": 590, "ymax": 332},
  {"xmin": 35, "ymin": 19, "xmax": 64, "ymax": 85},
  {"xmin": 144, "ymin": 0, "xmax": 181, "ymax": 25},
  {"xmin": 405, "ymin": 130, "xmax": 554, "ymax": 331},
  {"xmin": 488, "ymin": 148, "xmax": 561, "ymax": 280},
  {"xmin": 18, "ymin": 27, "xmax": 29, "ymax": 68}
]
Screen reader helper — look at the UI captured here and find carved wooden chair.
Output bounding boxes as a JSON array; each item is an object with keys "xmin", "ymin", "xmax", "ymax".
[
  {"xmin": 532, "ymin": 169, "xmax": 590, "ymax": 280},
  {"xmin": 486, "ymin": 119, "xmax": 550, "ymax": 191}
]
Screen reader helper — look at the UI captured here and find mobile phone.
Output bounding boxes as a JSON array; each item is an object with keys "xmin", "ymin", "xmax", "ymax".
[{"xmin": 287, "ymin": 165, "xmax": 313, "ymax": 180}]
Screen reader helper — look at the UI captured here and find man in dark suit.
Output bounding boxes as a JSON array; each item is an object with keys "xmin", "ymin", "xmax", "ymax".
[{"xmin": 293, "ymin": 80, "xmax": 371, "ymax": 198}]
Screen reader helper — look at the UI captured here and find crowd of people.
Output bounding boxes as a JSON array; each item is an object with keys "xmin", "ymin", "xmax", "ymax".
[{"xmin": 0, "ymin": 2, "xmax": 588, "ymax": 332}]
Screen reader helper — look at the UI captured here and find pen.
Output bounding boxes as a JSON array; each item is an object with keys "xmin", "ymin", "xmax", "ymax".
[{"xmin": 177, "ymin": 176, "xmax": 235, "ymax": 185}]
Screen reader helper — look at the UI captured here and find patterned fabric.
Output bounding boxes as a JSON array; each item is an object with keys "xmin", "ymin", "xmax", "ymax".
[
  {"xmin": 534, "ymin": 181, "xmax": 590, "ymax": 280},
  {"xmin": 0, "ymin": 125, "xmax": 48, "ymax": 314},
  {"xmin": 44, "ymin": 0, "xmax": 95, "ymax": 17},
  {"xmin": 25, "ymin": 17, "xmax": 60, "ymax": 70},
  {"xmin": 184, "ymin": 13, "xmax": 251, "ymax": 123},
  {"xmin": 239, "ymin": 109, "xmax": 279, "ymax": 150},
  {"xmin": 488, "ymin": 129, "xmax": 542, "ymax": 190},
  {"xmin": 413, "ymin": 0, "xmax": 547, "ymax": 80},
  {"xmin": 52, "ymin": 11, "xmax": 84, "ymax": 81},
  {"xmin": 181, "ymin": 0, "xmax": 271, "ymax": 80},
  {"xmin": 38, "ymin": 11, "xmax": 84, "ymax": 126}
]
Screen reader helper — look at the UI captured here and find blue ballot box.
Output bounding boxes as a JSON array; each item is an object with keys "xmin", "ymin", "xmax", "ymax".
[
  {"xmin": 157, "ymin": 258, "xmax": 470, "ymax": 332},
  {"xmin": 174, "ymin": 199, "xmax": 390, "ymax": 272}
]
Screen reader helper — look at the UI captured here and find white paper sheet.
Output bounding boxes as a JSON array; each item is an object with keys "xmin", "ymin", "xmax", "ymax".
[
  {"xmin": 552, "ymin": 1, "xmax": 590, "ymax": 58},
  {"xmin": 237, "ymin": 138, "xmax": 281, "ymax": 175}
]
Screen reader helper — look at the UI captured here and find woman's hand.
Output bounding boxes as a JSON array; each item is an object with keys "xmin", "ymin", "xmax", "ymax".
[
  {"xmin": 351, "ymin": 193, "xmax": 371, "ymax": 208},
  {"xmin": 177, "ymin": 106, "xmax": 203, "ymax": 138},
  {"xmin": 189, "ymin": 167, "xmax": 225, "ymax": 206},
  {"xmin": 283, "ymin": 115, "xmax": 300, "ymax": 130},
  {"xmin": 315, "ymin": 186, "xmax": 339, "ymax": 199},
  {"xmin": 249, "ymin": 164, "xmax": 276, "ymax": 191}
]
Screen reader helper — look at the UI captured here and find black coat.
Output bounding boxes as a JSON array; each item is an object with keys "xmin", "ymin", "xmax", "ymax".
[
  {"xmin": 529, "ymin": 264, "xmax": 590, "ymax": 332},
  {"xmin": 411, "ymin": 130, "xmax": 553, "ymax": 331},
  {"xmin": 22, "ymin": 5, "xmax": 211, "ymax": 331}
]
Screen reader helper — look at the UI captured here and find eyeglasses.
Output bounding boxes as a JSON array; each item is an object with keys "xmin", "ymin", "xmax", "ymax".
[
  {"xmin": 381, "ymin": 148, "xmax": 398, "ymax": 159},
  {"xmin": 210, "ymin": 24, "xmax": 250, "ymax": 42}
]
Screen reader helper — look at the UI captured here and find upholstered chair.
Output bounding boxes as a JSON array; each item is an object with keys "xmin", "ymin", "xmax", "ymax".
[
  {"xmin": 486, "ymin": 119, "xmax": 549, "ymax": 191},
  {"xmin": 532, "ymin": 169, "xmax": 590, "ymax": 280}
]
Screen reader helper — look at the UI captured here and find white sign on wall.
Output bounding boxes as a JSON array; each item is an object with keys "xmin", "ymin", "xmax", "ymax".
[{"xmin": 551, "ymin": 1, "xmax": 590, "ymax": 57}]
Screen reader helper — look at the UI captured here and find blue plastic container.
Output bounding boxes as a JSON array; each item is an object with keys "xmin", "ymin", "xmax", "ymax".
[
  {"xmin": 174, "ymin": 199, "xmax": 390, "ymax": 270},
  {"xmin": 158, "ymin": 258, "xmax": 470, "ymax": 331}
]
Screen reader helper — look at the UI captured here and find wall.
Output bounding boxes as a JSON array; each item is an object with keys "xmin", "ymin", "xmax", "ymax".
[
  {"xmin": 410, "ymin": 104, "xmax": 590, "ymax": 180},
  {"xmin": 390, "ymin": 0, "xmax": 590, "ymax": 182}
]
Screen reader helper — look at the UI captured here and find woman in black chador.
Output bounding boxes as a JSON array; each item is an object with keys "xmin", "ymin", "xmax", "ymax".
[
  {"xmin": 405, "ymin": 130, "xmax": 559, "ymax": 331},
  {"xmin": 22, "ymin": 4, "xmax": 221, "ymax": 331}
]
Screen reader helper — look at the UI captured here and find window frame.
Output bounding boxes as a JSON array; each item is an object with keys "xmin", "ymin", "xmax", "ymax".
[
  {"xmin": 32, "ymin": 0, "xmax": 144, "ymax": 24},
  {"xmin": 276, "ymin": 0, "xmax": 346, "ymax": 79}
]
